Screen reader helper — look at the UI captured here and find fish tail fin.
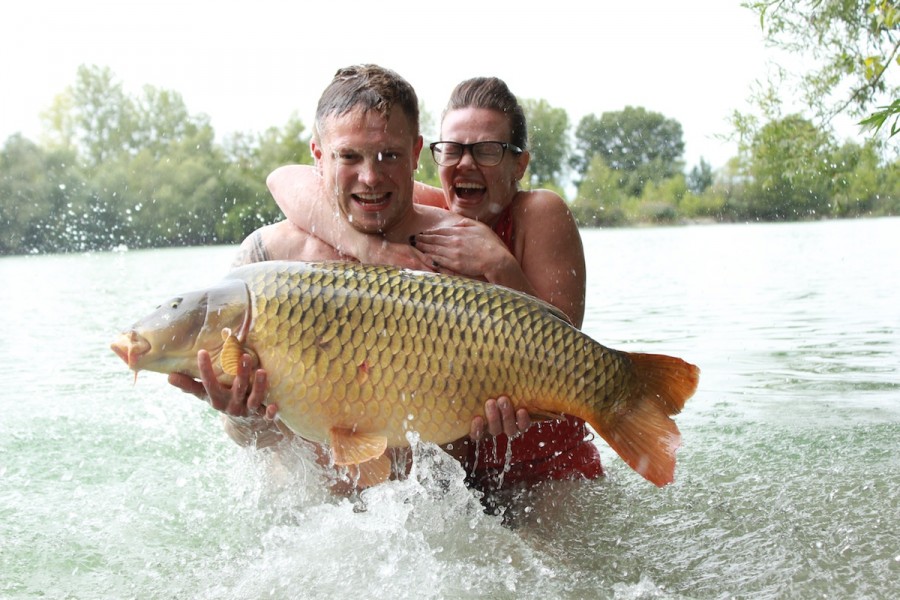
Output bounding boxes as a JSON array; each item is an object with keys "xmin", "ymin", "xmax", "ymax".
[{"xmin": 591, "ymin": 352, "xmax": 699, "ymax": 487}]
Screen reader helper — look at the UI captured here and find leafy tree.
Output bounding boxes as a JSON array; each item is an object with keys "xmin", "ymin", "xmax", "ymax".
[
  {"xmin": 416, "ymin": 100, "xmax": 441, "ymax": 188},
  {"xmin": 0, "ymin": 134, "xmax": 96, "ymax": 253},
  {"xmin": 571, "ymin": 155, "xmax": 628, "ymax": 226},
  {"xmin": 635, "ymin": 175, "xmax": 685, "ymax": 223},
  {"xmin": 744, "ymin": 0, "xmax": 900, "ymax": 135},
  {"xmin": 522, "ymin": 98, "xmax": 570, "ymax": 187},
  {"xmin": 133, "ymin": 86, "xmax": 203, "ymax": 156},
  {"xmin": 748, "ymin": 114, "xmax": 836, "ymax": 219},
  {"xmin": 111, "ymin": 124, "xmax": 226, "ymax": 248},
  {"xmin": 679, "ymin": 187, "xmax": 728, "ymax": 220},
  {"xmin": 41, "ymin": 65, "xmax": 138, "ymax": 167},
  {"xmin": 830, "ymin": 139, "xmax": 900, "ymax": 215},
  {"xmin": 216, "ymin": 115, "xmax": 315, "ymax": 241},
  {"xmin": 687, "ymin": 157, "xmax": 714, "ymax": 194},
  {"xmin": 875, "ymin": 157, "xmax": 900, "ymax": 213},
  {"xmin": 572, "ymin": 107, "xmax": 685, "ymax": 197}
]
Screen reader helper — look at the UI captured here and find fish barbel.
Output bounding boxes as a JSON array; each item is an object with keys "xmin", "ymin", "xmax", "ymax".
[{"xmin": 111, "ymin": 261, "xmax": 699, "ymax": 487}]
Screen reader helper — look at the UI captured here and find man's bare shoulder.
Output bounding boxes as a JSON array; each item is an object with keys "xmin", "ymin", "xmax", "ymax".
[{"xmin": 235, "ymin": 221, "xmax": 342, "ymax": 265}]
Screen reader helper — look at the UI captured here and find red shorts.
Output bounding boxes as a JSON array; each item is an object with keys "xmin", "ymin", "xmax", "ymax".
[{"xmin": 463, "ymin": 415, "xmax": 604, "ymax": 492}]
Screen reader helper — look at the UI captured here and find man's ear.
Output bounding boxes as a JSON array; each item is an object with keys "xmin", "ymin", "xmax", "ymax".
[{"xmin": 311, "ymin": 139, "xmax": 324, "ymax": 174}]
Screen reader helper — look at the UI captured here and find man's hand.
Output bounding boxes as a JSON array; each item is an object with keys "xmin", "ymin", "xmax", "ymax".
[
  {"xmin": 168, "ymin": 350, "xmax": 273, "ymax": 418},
  {"xmin": 469, "ymin": 396, "xmax": 531, "ymax": 441}
]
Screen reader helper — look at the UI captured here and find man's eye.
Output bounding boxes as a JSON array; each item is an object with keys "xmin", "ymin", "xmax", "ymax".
[
  {"xmin": 380, "ymin": 152, "xmax": 400, "ymax": 161},
  {"xmin": 338, "ymin": 152, "xmax": 360, "ymax": 162}
]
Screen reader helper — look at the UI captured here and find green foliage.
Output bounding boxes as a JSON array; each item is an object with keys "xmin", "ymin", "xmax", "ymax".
[
  {"xmin": 572, "ymin": 107, "xmax": 685, "ymax": 197},
  {"xmin": 41, "ymin": 65, "xmax": 137, "ymax": 167},
  {"xmin": 744, "ymin": 0, "xmax": 900, "ymax": 136},
  {"xmin": 0, "ymin": 64, "xmax": 312, "ymax": 255},
  {"xmin": 748, "ymin": 114, "xmax": 836, "ymax": 219},
  {"xmin": 521, "ymin": 98, "xmax": 570, "ymax": 187},
  {"xmin": 860, "ymin": 98, "xmax": 900, "ymax": 134},
  {"xmin": 2, "ymin": 64, "xmax": 897, "ymax": 255},
  {"xmin": 0, "ymin": 135, "xmax": 85, "ymax": 253},
  {"xmin": 570, "ymin": 156, "xmax": 629, "ymax": 226},
  {"xmin": 687, "ymin": 158, "xmax": 714, "ymax": 194},
  {"xmin": 217, "ymin": 114, "xmax": 313, "ymax": 242},
  {"xmin": 830, "ymin": 140, "xmax": 900, "ymax": 214}
]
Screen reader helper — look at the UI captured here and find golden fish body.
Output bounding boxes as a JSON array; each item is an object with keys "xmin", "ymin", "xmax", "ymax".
[{"xmin": 112, "ymin": 261, "xmax": 699, "ymax": 487}]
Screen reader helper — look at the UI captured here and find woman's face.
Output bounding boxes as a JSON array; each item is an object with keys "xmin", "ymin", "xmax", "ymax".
[{"xmin": 437, "ymin": 107, "xmax": 529, "ymax": 225}]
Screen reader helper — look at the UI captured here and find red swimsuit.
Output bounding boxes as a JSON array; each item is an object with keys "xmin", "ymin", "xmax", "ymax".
[{"xmin": 462, "ymin": 205, "xmax": 603, "ymax": 492}]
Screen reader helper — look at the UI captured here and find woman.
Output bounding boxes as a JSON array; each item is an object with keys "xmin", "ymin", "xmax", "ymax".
[{"xmin": 271, "ymin": 77, "xmax": 603, "ymax": 497}]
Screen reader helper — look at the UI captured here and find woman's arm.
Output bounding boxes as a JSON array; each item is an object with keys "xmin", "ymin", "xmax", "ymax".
[
  {"xmin": 514, "ymin": 190, "xmax": 586, "ymax": 327},
  {"xmin": 413, "ymin": 180, "xmax": 447, "ymax": 208},
  {"xmin": 267, "ymin": 165, "xmax": 433, "ymax": 270}
]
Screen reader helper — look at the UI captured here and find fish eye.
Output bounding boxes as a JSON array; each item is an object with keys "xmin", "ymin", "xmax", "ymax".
[{"xmin": 169, "ymin": 298, "xmax": 182, "ymax": 309}]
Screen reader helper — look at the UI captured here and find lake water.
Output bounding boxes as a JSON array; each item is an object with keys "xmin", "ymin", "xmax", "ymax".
[{"xmin": 1, "ymin": 218, "xmax": 898, "ymax": 599}]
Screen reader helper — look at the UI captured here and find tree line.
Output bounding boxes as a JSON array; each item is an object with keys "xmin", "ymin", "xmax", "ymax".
[{"xmin": 1, "ymin": 61, "xmax": 898, "ymax": 256}]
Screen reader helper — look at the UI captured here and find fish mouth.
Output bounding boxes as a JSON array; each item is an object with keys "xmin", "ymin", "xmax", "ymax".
[{"xmin": 110, "ymin": 331, "xmax": 150, "ymax": 370}]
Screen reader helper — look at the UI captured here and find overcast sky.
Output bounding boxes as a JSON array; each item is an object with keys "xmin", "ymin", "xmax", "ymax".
[{"xmin": 2, "ymin": 1, "xmax": 808, "ymax": 171}]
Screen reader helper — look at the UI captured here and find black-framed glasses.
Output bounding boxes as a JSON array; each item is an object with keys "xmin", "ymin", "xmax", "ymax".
[{"xmin": 429, "ymin": 141, "xmax": 523, "ymax": 167}]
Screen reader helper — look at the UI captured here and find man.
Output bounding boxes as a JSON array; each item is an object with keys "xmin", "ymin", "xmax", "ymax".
[{"xmin": 169, "ymin": 64, "xmax": 526, "ymax": 482}]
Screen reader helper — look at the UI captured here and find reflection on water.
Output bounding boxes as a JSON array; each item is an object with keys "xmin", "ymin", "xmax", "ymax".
[{"xmin": 1, "ymin": 219, "xmax": 898, "ymax": 599}]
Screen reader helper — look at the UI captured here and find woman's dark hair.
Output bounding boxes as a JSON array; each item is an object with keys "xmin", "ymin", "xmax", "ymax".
[{"xmin": 443, "ymin": 77, "xmax": 527, "ymax": 150}]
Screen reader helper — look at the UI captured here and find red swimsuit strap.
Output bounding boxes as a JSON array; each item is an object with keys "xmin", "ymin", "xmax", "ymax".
[{"xmin": 491, "ymin": 204, "xmax": 515, "ymax": 251}]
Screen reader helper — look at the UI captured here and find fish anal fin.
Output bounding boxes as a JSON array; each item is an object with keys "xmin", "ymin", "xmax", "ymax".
[
  {"xmin": 330, "ymin": 428, "xmax": 388, "ymax": 466},
  {"xmin": 219, "ymin": 331, "xmax": 257, "ymax": 376},
  {"xmin": 590, "ymin": 352, "xmax": 699, "ymax": 487}
]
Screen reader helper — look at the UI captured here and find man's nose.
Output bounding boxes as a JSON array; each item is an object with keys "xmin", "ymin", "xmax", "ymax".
[{"xmin": 359, "ymin": 157, "xmax": 385, "ymax": 185}]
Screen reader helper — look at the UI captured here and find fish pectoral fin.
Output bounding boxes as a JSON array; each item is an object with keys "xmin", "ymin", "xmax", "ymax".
[
  {"xmin": 330, "ymin": 428, "xmax": 388, "ymax": 466},
  {"xmin": 219, "ymin": 331, "xmax": 258, "ymax": 376},
  {"xmin": 346, "ymin": 454, "xmax": 392, "ymax": 488}
]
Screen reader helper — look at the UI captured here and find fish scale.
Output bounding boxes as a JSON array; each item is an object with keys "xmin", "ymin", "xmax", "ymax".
[
  {"xmin": 112, "ymin": 260, "xmax": 699, "ymax": 487},
  {"xmin": 247, "ymin": 263, "xmax": 564, "ymax": 442}
]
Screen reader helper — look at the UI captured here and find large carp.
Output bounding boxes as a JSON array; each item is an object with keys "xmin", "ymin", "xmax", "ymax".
[{"xmin": 111, "ymin": 261, "xmax": 699, "ymax": 487}]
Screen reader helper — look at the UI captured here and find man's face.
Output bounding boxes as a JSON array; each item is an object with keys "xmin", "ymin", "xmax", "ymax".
[{"xmin": 312, "ymin": 107, "xmax": 422, "ymax": 234}]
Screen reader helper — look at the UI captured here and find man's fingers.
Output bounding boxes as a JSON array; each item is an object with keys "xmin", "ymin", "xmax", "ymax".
[
  {"xmin": 497, "ymin": 396, "xmax": 518, "ymax": 437},
  {"xmin": 484, "ymin": 398, "xmax": 503, "ymax": 436},
  {"xmin": 168, "ymin": 372, "xmax": 206, "ymax": 399},
  {"xmin": 246, "ymin": 369, "xmax": 267, "ymax": 413},
  {"xmin": 470, "ymin": 415, "xmax": 486, "ymax": 441},
  {"xmin": 224, "ymin": 354, "xmax": 254, "ymax": 416},
  {"xmin": 515, "ymin": 408, "xmax": 531, "ymax": 433},
  {"xmin": 196, "ymin": 350, "xmax": 227, "ymax": 411}
]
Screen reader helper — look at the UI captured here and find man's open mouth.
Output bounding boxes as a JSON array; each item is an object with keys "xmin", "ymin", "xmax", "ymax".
[{"xmin": 353, "ymin": 192, "xmax": 391, "ymax": 208}]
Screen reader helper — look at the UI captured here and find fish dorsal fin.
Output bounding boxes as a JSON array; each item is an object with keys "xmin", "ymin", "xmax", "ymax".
[
  {"xmin": 219, "ymin": 328, "xmax": 258, "ymax": 375},
  {"xmin": 330, "ymin": 428, "xmax": 388, "ymax": 466}
]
